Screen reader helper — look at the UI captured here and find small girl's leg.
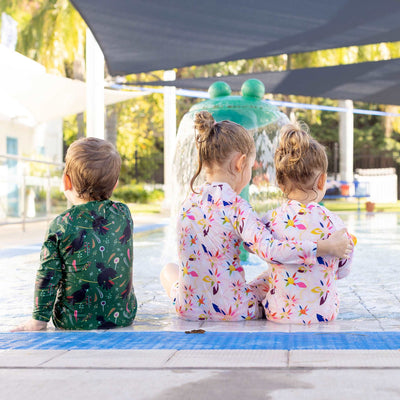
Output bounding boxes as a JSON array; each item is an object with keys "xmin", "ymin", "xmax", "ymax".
[{"xmin": 160, "ymin": 263, "xmax": 179, "ymax": 298}]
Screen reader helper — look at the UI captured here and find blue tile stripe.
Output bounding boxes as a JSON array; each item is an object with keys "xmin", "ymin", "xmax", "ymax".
[{"xmin": 1, "ymin": 331, "xmax": 400, "ymax": 350}]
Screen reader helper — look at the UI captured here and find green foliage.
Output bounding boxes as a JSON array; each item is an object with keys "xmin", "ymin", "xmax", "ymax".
[
  {"xmin": 63, "ymin": 114, "xmax": 79, "ymax": 147},
  {"xmin": 385, "ymin": 132, "xmax": 400, "ymax": 164},
  {"xmin": 352, "ymin": 105, "xmax": 386, "ymax": 155},
  {"xmin": 2, "ymin": 0, "xmax": 86, "ymax": 76},
  {"xmin": 116, "ymin": 88, "xmax": 164, "ymax": 183},
  {"xmin": 112, "ymin": 184, "xmax": 164, "ymax": 204}
]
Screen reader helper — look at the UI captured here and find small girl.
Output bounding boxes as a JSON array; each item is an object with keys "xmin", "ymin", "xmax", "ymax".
[
  {"xmin": 160, "ymin": 111, "xmax": 352, "ymax": 321},
  {"xmin": 262, "ymin": 122, "xmax": 355, "ymax": 324}
]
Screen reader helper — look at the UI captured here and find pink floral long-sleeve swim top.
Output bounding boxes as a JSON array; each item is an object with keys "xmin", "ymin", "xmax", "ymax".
[
  {"xmin": 173, "ymin": 182, "xmax": 319, "ymax": 321},
  {"xmin": 262, "ymin": 200, "xmax": 354, "ymax": 324}
]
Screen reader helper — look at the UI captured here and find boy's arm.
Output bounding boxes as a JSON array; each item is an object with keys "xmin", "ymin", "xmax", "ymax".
[
  {"xmin": 11, "ymin": 226, "xmax": 63, "ymax": 332},
  {"xmin": 32, "ymin": 229, "xmax": 63, "ymax": 322}
]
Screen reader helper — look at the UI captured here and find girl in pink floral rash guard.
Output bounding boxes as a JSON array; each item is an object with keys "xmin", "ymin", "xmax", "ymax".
[
  {"xmin": 261, "ymin": 122, "xmax": 356, "ymax": 324},
  {"xmin": 160, "ymin": 112, "xmax": 352, "ymax": 322}
]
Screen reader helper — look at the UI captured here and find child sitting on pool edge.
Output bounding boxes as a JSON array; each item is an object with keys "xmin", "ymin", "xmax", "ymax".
[
  {"xmin": 261, "ymin": 122, "xmax": 356, "ymax": 324},
  {"xmin": 13, "ymin": 137, "xmax": 137, "ymax": 331},
  {"xmin": 160, "ymin": 111, "xmax": 352, "ymax": 321}
]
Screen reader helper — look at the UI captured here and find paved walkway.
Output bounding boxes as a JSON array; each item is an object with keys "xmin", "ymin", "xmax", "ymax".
[{"xmin": 1, "ymin": 212, "xmax": 400, "ymax": 399}]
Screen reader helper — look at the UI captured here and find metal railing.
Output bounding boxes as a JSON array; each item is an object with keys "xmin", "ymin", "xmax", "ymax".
[{"xmin": 0, "ymin": 154, "xmax": 66, "ymax": 231}]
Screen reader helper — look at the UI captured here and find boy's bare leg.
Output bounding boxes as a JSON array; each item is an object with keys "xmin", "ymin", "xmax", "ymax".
[{"xmin": 160, "ymin": 263, "xmax": 179, "ymax": 298}]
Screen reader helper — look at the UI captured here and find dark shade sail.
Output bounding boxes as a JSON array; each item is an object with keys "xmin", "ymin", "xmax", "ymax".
[
  {"xmin": 134, "ymin": 59, "xmax": 400, "ymax": 106},
  {"xmin": 71, "ymin": 0, "xmax": 400, "ymax": 76}
]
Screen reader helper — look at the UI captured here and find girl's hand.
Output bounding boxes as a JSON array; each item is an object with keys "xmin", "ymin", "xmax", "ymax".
[
  {"xmin": 316, "ymin": 228, "xmax": 353, "ymax": 258},
  {"xmin": 11, "ymin": 319, "xmax": 47, "ymax": 332},
  {"xmin": 243, "ymin": 243, "xmax": 254, "ymax": 254}
]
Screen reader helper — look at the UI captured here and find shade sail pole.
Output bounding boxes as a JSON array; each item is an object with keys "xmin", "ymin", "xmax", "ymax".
[
  {"xmin": 163, "ymin": 70, "xmax": 177, "ymax": 211},
  {"xmin": 86, "ymin": 28, "xmax": 104, "ymax": 139},
  {"xmin": 339, "ymin": 99, "xmax": 354, "ymax": 184}
]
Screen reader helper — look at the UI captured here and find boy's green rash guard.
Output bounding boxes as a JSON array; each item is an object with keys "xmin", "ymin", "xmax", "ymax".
[{"xmin": 33, "ymin": 200, "xmax": 137, "ymax": 330}]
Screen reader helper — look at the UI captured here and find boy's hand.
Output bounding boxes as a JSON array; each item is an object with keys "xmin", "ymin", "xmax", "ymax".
[
  {"xmin": 11, "ymin": 319, "xmax": 48, "ymax": 332},
  {"xmin": 316, "ymin": 228, "xmax": 353, "ymax": 258}
]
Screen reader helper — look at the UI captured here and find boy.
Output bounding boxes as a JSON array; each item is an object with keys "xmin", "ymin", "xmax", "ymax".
[{"xmin": 13, "ymin": 137, "xmax": 137, "ymax": 330}]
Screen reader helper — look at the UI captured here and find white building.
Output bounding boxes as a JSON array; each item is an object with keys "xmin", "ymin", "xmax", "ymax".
[{"xmin": 0, "ymin": 44, "xmax": 146, "ymax": 220}]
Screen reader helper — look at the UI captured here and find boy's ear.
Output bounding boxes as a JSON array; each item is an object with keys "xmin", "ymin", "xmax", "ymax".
[
  {"xmin": 317, "ymin": 173, "xmax": 327, "ymax": 190},
  {"xmin": 113, "ymin": 179, "xmax": 119, "ymax": 191},
  {"xmin": 63, "ymin": 174, "xmax": 72, "ymax": 191}
]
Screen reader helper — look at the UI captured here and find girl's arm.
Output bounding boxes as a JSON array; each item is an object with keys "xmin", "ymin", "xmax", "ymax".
[
  {"xmin": 233, "ymin": 198, "xmax": 350, "ymax": 266},
  {"xmin": 323, "ymin": 210, "xmax": 355, "ymax": 278},
  {"xmin": 315, "ymin": 228, "xmax": 352, "ymax": 259}
]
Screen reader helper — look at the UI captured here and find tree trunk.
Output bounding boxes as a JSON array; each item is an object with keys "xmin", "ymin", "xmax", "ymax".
[
  {"xmin": 283, "ymin": 55, "xmax": 294, "ymax": 120},
  {"xmin": 384, "ymin": 105, "xmax": 396, "ymax": 139},
  {"xmin": 73, "ymin": 58, "xmax": 86, "ymax": 138},
  {"xmin": 76, "ymin": 112, "xmax": 85, "ymax": 139},
  {"xmin": 105, "ymin": 104, "xmax": 118, "ymax": 146}
]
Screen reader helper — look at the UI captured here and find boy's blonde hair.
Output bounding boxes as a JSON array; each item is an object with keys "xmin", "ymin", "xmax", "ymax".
[
  {"xmin": 274, "ymin": 122, "xmax": 328, "ymax": 196},
  {"xmin": 64, "ymin": 137, "xmax": 121, "ymax": 201},
  {"xmin": 190, "ymin": 111, "xmax": 255, "ymax": 192}
]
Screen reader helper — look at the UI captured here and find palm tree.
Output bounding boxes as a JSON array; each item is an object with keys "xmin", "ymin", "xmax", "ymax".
[
  {"xmin": 2, "ymin": 0, "xmax": 124, "ymax": 144},
  {"xmin": 2, "ymin": 0, "xmax": 88, "ymax": 136}
]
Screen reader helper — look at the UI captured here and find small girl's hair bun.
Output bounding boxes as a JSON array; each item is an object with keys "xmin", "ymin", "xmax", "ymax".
[
  {"xmin": 194, "ymin": 111, "xmax": 215, "ymax": 141},
  {"xmin": 276, "ymin": 122, "xmax": 310, "ymax": 166},
  {"xmin": 274, "ymin": 121, "xmax": 328, "ymax": 196}
]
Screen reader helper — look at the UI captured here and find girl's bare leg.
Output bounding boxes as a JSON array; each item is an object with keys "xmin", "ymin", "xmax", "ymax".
[{"xmin": 160, "ymin": 262, "xmax": 179, "ymax": 298}]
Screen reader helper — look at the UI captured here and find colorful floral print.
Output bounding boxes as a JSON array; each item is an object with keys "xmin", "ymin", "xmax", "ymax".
[
  {"xmin": 262, "ymin": 200, "xmax": 354, "ymax": 324},
  {"xmin": 32, "ymin": 200, "xmax": 137, "ymax": 329},
  {"xmin": 172, "ymin": 183, "xmax": 319, "ymax": 321}
]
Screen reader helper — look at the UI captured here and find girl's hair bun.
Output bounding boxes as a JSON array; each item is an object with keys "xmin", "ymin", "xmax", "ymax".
[
  {"xmin": 190, "ymin": 111, "xmax": 255, "ymax": 193},
  {"xmin": 194, "ymin": 111, "xmax": 215, "ymax": 141}
]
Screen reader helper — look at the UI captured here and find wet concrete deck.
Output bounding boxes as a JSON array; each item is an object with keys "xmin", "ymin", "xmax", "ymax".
[{"xmin": 1, "ymin": 212, "xmax": 400, "ymax": 399}]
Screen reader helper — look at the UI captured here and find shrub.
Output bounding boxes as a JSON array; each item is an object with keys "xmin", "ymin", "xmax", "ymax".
[{"xmin": 112, "ymin": 184, "xmax": 164, "ymax": 204}]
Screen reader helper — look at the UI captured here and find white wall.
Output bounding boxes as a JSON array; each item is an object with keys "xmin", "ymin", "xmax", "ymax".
[
  {"xmin": 32, "ymin": 119, "xmax": 63, "ymax": 162},
  {"xmin": 0, "ymin": 119, "xmax": 33, "ymax": 155},
  {"xmin": 0, "ymin": 118, "xmax": 63, "ymax": 219},
  {"xmin": 0, "ymin": 119, "xmax": 63, "ymax": 162},
  {"xmin": 355, "ymin": 168, "xmax": 398, "ymax": 203}
]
